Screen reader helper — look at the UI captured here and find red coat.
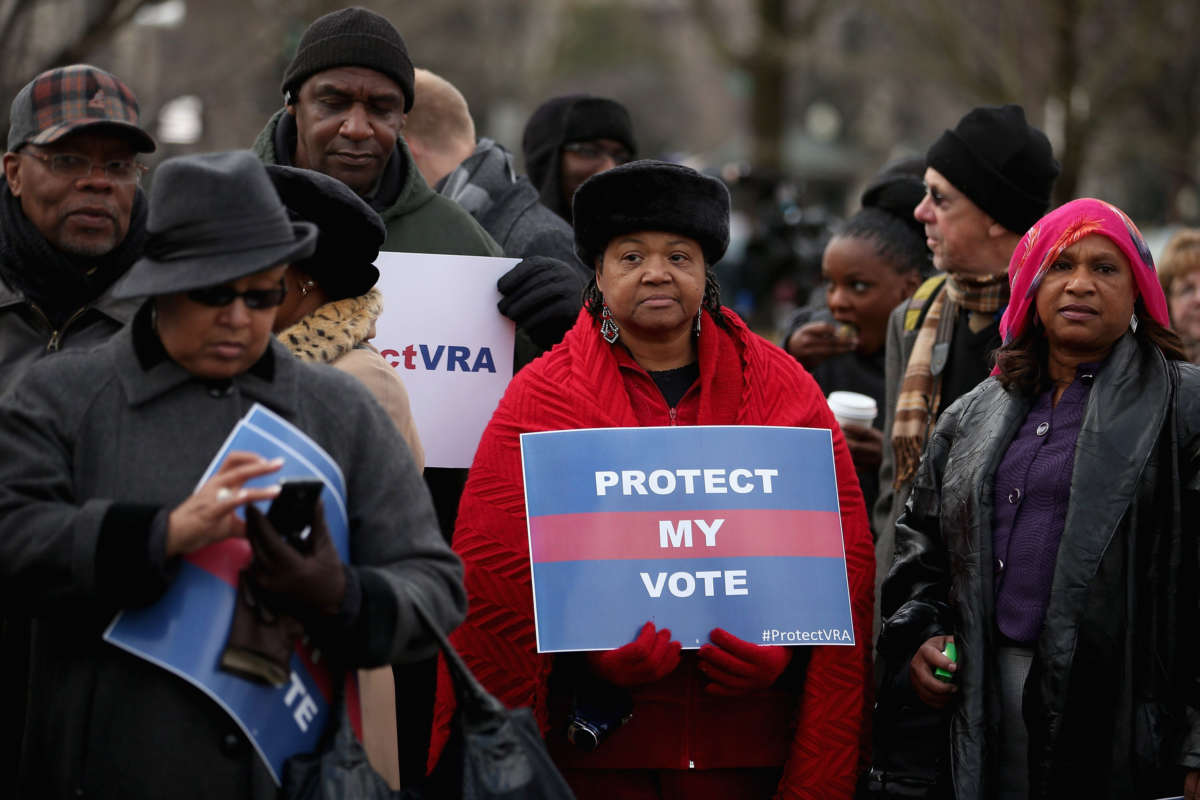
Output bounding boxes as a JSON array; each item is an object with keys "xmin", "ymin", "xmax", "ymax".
[{"xmin": 430, "ymin": 308, "xmax": 874, "ymax": 798}]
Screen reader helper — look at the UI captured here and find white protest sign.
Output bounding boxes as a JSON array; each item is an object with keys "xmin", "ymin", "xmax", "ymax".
[{"xmin": 372, "ymin": 251, "xmax": 518, "ymax": 468}]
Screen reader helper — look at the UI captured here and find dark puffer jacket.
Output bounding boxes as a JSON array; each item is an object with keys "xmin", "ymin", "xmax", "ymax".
[{"xmin": 880, "ymin": 332, "xmax": 1200, "ymax": 799}]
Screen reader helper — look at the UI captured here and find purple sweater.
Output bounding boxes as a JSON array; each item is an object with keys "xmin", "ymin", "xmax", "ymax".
[{"xmin": 992, "ymin": 364, "xmax": 1097, "ymax": 644}]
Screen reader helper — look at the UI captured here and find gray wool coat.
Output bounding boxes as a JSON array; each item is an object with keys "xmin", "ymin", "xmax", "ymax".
[{"xmin": 0, "ymin": 321, "xmax": 465, "ymax": 800}]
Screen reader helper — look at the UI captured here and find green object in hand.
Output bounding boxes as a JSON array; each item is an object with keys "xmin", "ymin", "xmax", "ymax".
[{"xmin": 933, "ymin": 641, "xmax": 957, "ymax": 682}]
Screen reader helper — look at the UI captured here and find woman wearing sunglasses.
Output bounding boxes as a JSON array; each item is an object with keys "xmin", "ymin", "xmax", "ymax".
[{"xmin": 0, "ymin": 151, "xmax": 464, "ymax": 800}]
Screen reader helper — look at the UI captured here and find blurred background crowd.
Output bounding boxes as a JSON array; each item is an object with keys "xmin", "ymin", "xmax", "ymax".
[{"xmin": 4, "ymin": 0, "xmax": 1197, "ymax": 338}]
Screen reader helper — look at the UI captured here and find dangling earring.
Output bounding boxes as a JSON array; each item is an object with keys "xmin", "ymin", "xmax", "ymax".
[
  {"xmin": 694, "ymin": 308, "xmax": 702, "ymax": 337},
  {"xmin": 600, "ymin": 303, "xmax": 619, "ymax": 344},
  {"xmin": 299, "ymin": 280, "xmax": 314, "ymax": 297},
  {"xmin": 1130, "ymin": 313, "xmax": 1139, "ymax": 333}
]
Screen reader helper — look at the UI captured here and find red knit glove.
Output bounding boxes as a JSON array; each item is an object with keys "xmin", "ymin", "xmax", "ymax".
[
  {"xmin": 698, "ymin": 627, "xmax": 793, "ymax": 695},
  {"xmin": 586, "ymin": 621, "xmax": 681, "ymax": 687}
]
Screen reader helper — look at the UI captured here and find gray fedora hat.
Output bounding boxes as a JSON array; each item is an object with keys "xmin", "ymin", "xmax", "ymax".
[{"xmin": 113, "ymin": 150, "xmax": 317, "ymax": 298}]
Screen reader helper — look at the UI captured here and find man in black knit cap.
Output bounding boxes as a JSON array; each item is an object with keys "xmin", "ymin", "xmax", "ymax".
[
  {"xmin": 252, "ymin": 6, "xmax": 500, "ymax": 259},
  {"xmin": 522, "ymin": 94, "xmax": 637, "ymax": 223},
  {"xmin": 875, "ymin": 104, "xmax": 1061, "ymax": 567}
]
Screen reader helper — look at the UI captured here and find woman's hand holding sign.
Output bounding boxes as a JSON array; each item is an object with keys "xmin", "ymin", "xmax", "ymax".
[
  {"xmin": 587, "ymin": 621, "xmax": 681, "ymax": 687},
  {"xmin": 698, "ymin": 627, "xmax": 793, "ymax": 695}
]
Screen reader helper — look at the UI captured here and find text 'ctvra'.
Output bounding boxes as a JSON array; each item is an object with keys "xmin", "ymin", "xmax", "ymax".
[
  {"xmin": 594, "ymin": 467, "xmax": 779, "ymax": 496},
  {"xmin": 379, "ymin": 344, "xmax": 497, "ymax": 373}
]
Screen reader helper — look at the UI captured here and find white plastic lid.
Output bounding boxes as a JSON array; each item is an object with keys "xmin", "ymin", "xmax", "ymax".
[{"xmin": 826, "ymin": 390, "xmax": 877, "ymax": 421}]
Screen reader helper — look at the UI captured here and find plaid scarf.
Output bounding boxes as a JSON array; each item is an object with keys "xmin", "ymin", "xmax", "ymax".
[{"xmin": 892, "ymin": 272, "xmax": 1009, "ymax": 486}]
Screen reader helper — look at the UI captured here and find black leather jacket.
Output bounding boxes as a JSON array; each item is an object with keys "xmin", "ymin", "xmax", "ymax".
[{"xmin": 880, "ymin": 333, "xmax": 1200, "ymax": 798}]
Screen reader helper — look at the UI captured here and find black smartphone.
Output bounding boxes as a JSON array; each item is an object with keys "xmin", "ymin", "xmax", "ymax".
[{"xmin": 266, "ymin": 479, "xmax": 324, "ymax": 552}]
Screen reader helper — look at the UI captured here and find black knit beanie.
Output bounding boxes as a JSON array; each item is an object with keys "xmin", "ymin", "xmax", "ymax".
[
  {"xmin": 860, "ymin": 156, "xmax": 926, "ymax": 239},
  {"xmin": 572, "ymin": 160, "xmax": 729, "ymax": 267},
  {"xmin": 926, "ymin": 104, "xmax": 1060, "ymax": 235},
  {"xmin": 522, "ymin": 95, "xmax": 638, "ymax": 220},
  {"xmin": 281, "ymin": 7, "xmax": 415, "ymax": 112}
]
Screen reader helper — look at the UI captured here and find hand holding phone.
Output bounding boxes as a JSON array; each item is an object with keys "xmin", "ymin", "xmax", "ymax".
[
  {"xmin": 244, "ymin": 495, "xmax": 346, "ymax": 623},
  {"xmin": 266, "ymin": 479, "xmax": 323, "ymax": 552}
]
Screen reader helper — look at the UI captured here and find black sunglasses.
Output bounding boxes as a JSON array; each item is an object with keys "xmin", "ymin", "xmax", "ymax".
[{"xmin": 186, "ymin": 280, "xmax": 287, "ymax": 309}]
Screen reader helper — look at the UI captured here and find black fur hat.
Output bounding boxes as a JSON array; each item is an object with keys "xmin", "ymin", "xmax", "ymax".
[
  {"xmin": 265, "ymin": 164, "xmax": 385, "ymax": 301},
  {"xmin": 572, "ymin": 160, "xmax": 730, "ymax": 267}
]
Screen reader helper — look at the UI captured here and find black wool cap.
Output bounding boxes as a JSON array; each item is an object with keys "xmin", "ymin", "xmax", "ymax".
[
  {"xmin": 573, "ymin": 160, "xmax": 730, "ymax": 268},
  {"xmin": 926, "ymin": 104, "xmax": 1060, "ymax": 235},
  {"xmin": 281, "ymin": 7, "xmax": 414, "ymax": 112},
  {"xmin": 860, "ymin": 156, "xmax": 926, "ymax": 239},
  {"xmin": 265, "ymin": 165, "xmax": 385, "ymax": 301}
]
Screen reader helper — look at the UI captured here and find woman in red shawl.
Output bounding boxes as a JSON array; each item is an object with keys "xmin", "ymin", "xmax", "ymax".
[{"xmin": 431, "ymin": 161, "xmax": 874, "ymax": 799}]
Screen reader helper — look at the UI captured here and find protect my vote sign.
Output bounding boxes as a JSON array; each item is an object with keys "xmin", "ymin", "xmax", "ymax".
[{"xmin": 520, "ymin": 425, "xmax": 855, "ymax": 652}]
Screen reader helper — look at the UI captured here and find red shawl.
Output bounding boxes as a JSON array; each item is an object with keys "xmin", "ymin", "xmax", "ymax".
[{"xmin": 430, "ymin": 307, "xmax": 874, "ymax": 798}]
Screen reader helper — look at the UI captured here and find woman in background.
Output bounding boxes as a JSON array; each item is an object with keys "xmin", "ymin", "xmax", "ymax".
[
  {"xmin": 1159, "ymin": 227, "xmax": 1200, "ymax": 363},
  {"xmin": 783, "ymin": 160, "xmax": 929, "ymax": 518}
]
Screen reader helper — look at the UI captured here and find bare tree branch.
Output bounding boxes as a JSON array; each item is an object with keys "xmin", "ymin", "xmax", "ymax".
[
  {"xmin": 52, "ymin": 0, "xmax": 155, "ymax": 66},
  {"xmin": 688, "ymin": 0, "xmax": 741, "ymax": 65}
]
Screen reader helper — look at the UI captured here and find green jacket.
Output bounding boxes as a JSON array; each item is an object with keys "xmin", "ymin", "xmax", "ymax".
[{"xmin": 252, "ymin": 109, "xmax": 502, "ymax": 258}]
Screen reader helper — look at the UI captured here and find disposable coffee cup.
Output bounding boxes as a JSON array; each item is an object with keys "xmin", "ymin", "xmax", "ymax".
[{"xmin": 827, "ymin": 391, "xmax": 877, "ymax": 429}]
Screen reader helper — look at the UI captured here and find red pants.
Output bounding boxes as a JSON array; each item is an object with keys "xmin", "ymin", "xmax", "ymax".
[{"xmin": 561, "ymin": 766, "xmax": 782, "ymax": 800}]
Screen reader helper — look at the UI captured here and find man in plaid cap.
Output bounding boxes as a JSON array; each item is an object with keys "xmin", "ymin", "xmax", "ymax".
[
  {"xmin": 0, "ymin": 62, "xmax": 154, "ymax": 796},
  {"xmin": 0, "ymin": 63, "xmax": 155, "ymax": 390}
]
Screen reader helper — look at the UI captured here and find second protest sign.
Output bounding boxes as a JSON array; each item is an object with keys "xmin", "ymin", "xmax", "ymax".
[{"xmin": 520, "ymin": 425, "xmax": 855, "ymax": 652}]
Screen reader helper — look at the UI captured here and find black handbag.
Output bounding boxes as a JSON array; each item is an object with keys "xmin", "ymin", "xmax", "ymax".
[
  {"xmin": 413, "ymin": 593, "xmax": 576, "ymax": 800},
  {"xmin": 282, "ymin": 689, "xmax": 401, "ymax": 800}
]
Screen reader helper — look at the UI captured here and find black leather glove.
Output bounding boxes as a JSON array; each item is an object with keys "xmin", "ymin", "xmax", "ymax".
[
  {"xmin": 220, "ymin": 571, "xmax": 303, "ymax": 686},
  {"xmin": 244, "ymin": 501, "xmax": 347, "ymax": 625},
  {"xmin": 496, "ymin": 256, "xmax": 586, "ymax": 349}
]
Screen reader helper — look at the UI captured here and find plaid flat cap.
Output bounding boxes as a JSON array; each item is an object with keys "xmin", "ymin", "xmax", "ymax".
[{"xmin": 7, "ymin": 64, "xmax": 155, "ymax": 153}]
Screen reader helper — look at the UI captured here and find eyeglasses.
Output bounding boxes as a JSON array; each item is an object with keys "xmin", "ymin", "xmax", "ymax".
[
  {"xmin": 563, "ymin": 141, "xmax": 633, "ymax": 166},
  {"xmin": 186, "ymin": 281, "xmax": 288, "ymax": 309},
  {"xmin": 19, "ymin": 150, "xmax": 147, "ymax": 183}
]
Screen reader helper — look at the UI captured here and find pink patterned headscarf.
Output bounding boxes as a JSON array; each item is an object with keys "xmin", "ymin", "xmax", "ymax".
[{"xmin": 997, "ymin": 197, "xmax": 1170, "ymax": 348}]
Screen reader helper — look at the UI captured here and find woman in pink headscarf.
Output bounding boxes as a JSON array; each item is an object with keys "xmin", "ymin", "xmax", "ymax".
[{"xmin": 878, "ymin": 198, "xmax": 1200, "ymax": 799}]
